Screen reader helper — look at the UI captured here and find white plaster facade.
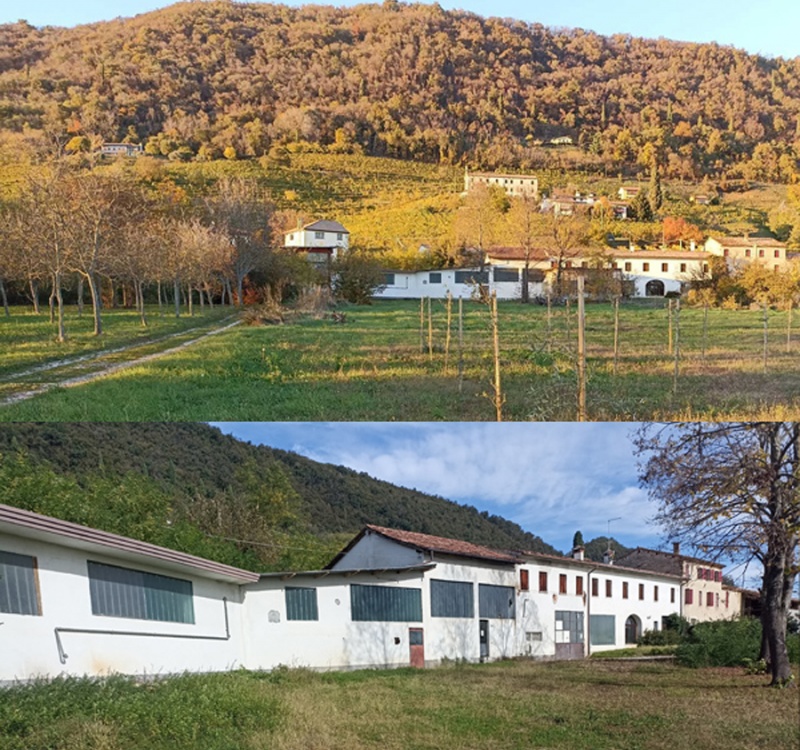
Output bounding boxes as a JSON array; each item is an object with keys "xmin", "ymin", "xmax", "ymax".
[
  {"xmin": 284, "ymin": 220, "xmax": 350, "ymax": 260},
  {"xmin": 705, "ymin": 236, "xmax": 788, "ymax": 271},
  {"xmin": 374, "ymin": 267, "xmax": 541, "ymax": 301},
  {"xmin": 0, "ymin": 509, "xmax": 255, "ymax": 684},
  {"xmin": 464, "ymin": 171, "xmax": 539, "ymax": 200}
]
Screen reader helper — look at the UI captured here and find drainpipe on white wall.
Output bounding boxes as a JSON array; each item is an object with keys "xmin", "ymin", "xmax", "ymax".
[{"xmin": 585, "ymin": 567, "xmax": 598, "ymax": 658}]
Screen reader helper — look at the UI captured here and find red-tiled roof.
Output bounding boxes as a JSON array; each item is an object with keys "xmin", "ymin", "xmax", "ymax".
[
  {"xmin": 486, "ymin": 245, "xmax": 592, "ymax": 261},
  {"xmin": 617, "ymin": 546, "xmax": 723, "ymax": 576},
  {"xmin": 365, "ymin": 525, "xmax": 520, "ymax": 564},
  {"xmin": 709, "ymin": 236, "xmax": 784, "ymax": 248},
  {"xmin": 0, "ymin": 503, "xmax": 259, "ymax": 584}
]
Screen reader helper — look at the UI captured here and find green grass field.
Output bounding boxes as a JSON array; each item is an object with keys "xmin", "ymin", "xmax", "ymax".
[
  {"xmin": 1, "ymin": 661, "xmax": 796, "ymax": 750},
  {"xmin": 1, "ymin": 300, "xmax": 799, "ymax": 421}
]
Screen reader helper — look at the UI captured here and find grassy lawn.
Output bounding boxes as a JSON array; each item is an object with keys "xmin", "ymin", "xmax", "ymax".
[
  {"xmin": 2, "ymin": 299, "xmax": 800, "ymax": 421},
  {"xmin": 0, "ymin": 306, "xmax": 236, "ymax": 400},
  {"xmin": 1, "ymin": 660, "xmax": 796, "ymax": 750}
]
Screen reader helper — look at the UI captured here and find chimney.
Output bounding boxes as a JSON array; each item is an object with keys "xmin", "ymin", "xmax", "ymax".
[
  {"xmin": 572, "ymin": 546, "xmax": 585, "ymax": 561},
  {"xmin": 602, "ymin": 548, "xmax": 615, "ymax": 565},
  {"xmin": 673, "ymin": 542, "xmax": 681, "ymax": 556},
  {"xmin": 689, "ymin": 239, "xmax": 696, "ymax": 252}
]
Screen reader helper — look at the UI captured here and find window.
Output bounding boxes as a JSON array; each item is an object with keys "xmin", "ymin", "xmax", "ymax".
[
  {"xmin": 715, "ymin": 570, "xmax": 722, "ymax": 583},
  {"xmin": 638, "ymin": 583, "xmax": 644, "ymax": 600},
  {"xmin": 745, "ymin": 249, "xmax": 751, "ymax": 257},
  {"xmin": 661, "ymin": 263, "xmax": 668, "ymax": 272},
  {"xmin": 337, "ymin": 233, "xmax": 343, "ymax": 241},
  {"xmin": 654, "ymin": 586, "xmax": 659, "ymax": 602},
  {"xmin": 680, "ymin": 263, "xmax": 687, "ymax": 272},
  {"xmin": 605, "ymin": 579, "xmax": 612, "ymax": 597},
  {"xmin": 0, "ymin": 550, "xmax": 40, "ymax": 616},
  {"xmin": 351, "ymin": 584, "xmax": 422, "ymax": 622},
  {"xmin": 591, "ymin": 578, "xmax": 599, "ymax": 597},
  {"xmin": 314, "ymin": 231, "xmax": 325, "ymax": 239},
  {"xmin": 707, "ymin": 592, "xmax": 714, "ymax": 607},
  {"xmin": 590, "ymin": 614, "xmax": 615, "ymax": 645},
  {"xmin": 642, "ymin": 262, "xmax": 650, "ymax": 272},
  {"xmin": 724, "ymin": 248, "xmax": 730, "ymax": 257},
  {"xmin": 429, "ymin": 272, "xmax": 442, "ymax": 284},
  {"xmin": 725, "ymin": 591, "xmax": 730, "ymax": 608},
  {"xmin": 685, "ymin": 589, "xmax": 693, "ymax": 605},
  {"xmin": 624, "ymin": 262, "xmax": 632, "ymax": 272},
  {"xmin": 775, "ymin": 250, "xmax": 781, "ymax": 258},
  {"xmin": 526, "ymin": 631, "xmax": 543, "ymax": 642},
  {"xmin": 671, "ymin": 588, "xmax": 675, "ymax": 604},
  {"xmin": 703, "ymin": 263, "xmax": 709, "ymax": 273},
  {"xmin": 576, "ymin": 577, "xmax": 584, "ymax": 596},
  {"xmin": 88, "ymin": 561, "xmax": 194, "ymax": 623},
  {"xmin": 478, "ymin": 584, "xmax": 515, "ymax": 619},
  {"xmin": 556, "ymin": 610, "xmax": 585, "ymax": 644},
  {"xmin": 454, "ymin": 270, "xmax": 489, "ymax": 284},
  {"xmin": 285, "ymin": 587, "xmax": 318, "ymax": 621},
  {"xmin": 384, "ymin": 273, "xmax": 396, "ymax": 285},
  {"xmin": 622, "ymin": 581, "xmax": 629, "ymax": 599},
  {"xmin": 559, "ymin": 574, "xmax": 567, "ymax": 594},
  {"xmin": 539, "ymin": 571, "xmax": 548, "ymax": 592},
  {"xmin": 565, "ymin": 261, "xmax": 572, "ymax": 269},
  {"xmin": 493, "ymin": 268, "xmax": 519, "ymax": 282},
  {"xmin": 431, "ymin": 579, "xmax": 473, "ymax": 618},
  {"xmin": 520, "ymin": 569, "xmax": 529, "ymax": 591},
  {"xmin": 758, "ymin": 249, "xmax": 765, "ymax": 258}
]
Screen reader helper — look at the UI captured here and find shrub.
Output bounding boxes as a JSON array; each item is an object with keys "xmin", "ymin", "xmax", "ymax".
[
  {"xmin": 331, "ymin": 251, "xmax": 386, "ymax": 304},
  {"xmin": 676, "ymin": 617, "xmax": 761, "ymax": 668}
]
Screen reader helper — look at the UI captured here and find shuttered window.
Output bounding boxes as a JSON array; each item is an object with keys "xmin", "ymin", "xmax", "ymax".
[
  {"xmin": 493, "ymin": 268, "xmax": 519, "ymax": 282},
  {"xmin": 88, "ymin": 561, "xmax": 194, "ymax": 624},
  {"xmin": 478, "ymin": 584, "xmax": 515, "ymax": 619},
  {"xmin": 286, "ymin": 587, "xmax": 319, "ymax": 621},
  {"xmin": 351, "ymin": 584, "xmax": 422, "ymax": 622},
  {"xmin": 431, "ymin": 579, "xmax": 474, "ymax": 618},
  {"xmin": 454, "ymin": 270, "xmax": 489, "ymax": 284},
  {"xmin": 0, "ymin": 550, "xmax": 40, "ymax": 616},
  {"xmin": 590, "ymin": 614, "xmax": 616, "ymax": 645}
]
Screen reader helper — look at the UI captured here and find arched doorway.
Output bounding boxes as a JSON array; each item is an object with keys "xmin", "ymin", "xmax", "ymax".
[
  {"xmin": 625, "ymin": 615, "xmax": 641, "ymax": 644},
  {"xmin": 645, "ymin": 280, "xmax": 665, "ymax": 296}
]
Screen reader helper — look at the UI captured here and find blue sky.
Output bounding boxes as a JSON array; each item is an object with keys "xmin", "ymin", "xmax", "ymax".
[
  {"xmin": 212, "ymin": 421, "xmax": 662, "ymax": 554},
  {"xmin": 3, "ymin": 1, "xmax": 797, "ymax": 60}
]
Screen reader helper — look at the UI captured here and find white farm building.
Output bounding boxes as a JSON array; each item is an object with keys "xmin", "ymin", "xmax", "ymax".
[{"xmin": 2, "ymin": 504, "xmax": 741, "ymax": 683}]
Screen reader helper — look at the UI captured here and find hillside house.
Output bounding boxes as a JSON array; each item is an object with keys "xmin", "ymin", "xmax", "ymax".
[
  {"xmin": 704, "ymin": 236, "xmax": 788, "ymax": 271},
  {"xmin": 617, "ymin": 186, "xmax": 641, "ymax": 200},
  {"xmin": 284, "ymin": 220, "xmax": 350, "ymax": 266},
  {"xmin": 464, "ymin": 171, "xmax": 539, "ymax": 200},
  {"xmin": 99, "ymin": 143, "xmax": 143, "ymax": 157}
]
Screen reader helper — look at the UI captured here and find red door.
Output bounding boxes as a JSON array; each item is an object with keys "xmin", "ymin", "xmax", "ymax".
[{"xmin": 409, "ymin": 628, "xmax": 424, "ymax": 668}]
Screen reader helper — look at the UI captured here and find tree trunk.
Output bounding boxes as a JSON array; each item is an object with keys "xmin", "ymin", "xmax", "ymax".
[
  {"xmin": 157, "ymin": 280, "xmax": 163, "ymax": 316},
  {"xmin": 174, "ymin": 277, "xmax": 181, "ymax": 318},
  {"xmin": 491, "ymin": 292, "xmax": 503, "ymax": 421},
  {"xmin": 761, "ymin": 555, "xmax": 794, "ymax": 685},
  {"xmin": 187, "ymin": 283, "xmax": 194, "ymax": 316},
  {"xmin": 198, "ymin": 285, "xmax": 205, "ymax": 312},
  {"xmin": 53, "ymin": 272, "xmax": 66, "ymax": 342},
  {"xmin": 48, "ymin": 284, "xmax": 55, "ymax": 324},
  {"xmin": 29, "ymin": 278, "xmax": 40, "ymax": 314},
  {"xmin": 85, "ymin": 273, "xmax": 103, "ymax": 336},
  {"xmin": 76, "ymin": 276, "xmax": 84, "ymax": 317},
  {"xmin": 521, "ymin": 263, "xmax": 530, "ymax": 304},
  {"xmin": 0, "ymin": 278, "xmax": 9, "ymax": 317},
  {"xmin": 138, "ymin": 281, "xmax": 148, "ymax": 327},
  {"xmin": 236, "ymin": 274, "xmax": 244, "ymax": 308}
]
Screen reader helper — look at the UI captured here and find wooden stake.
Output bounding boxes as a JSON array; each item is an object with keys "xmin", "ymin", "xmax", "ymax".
[
  {"xmin": 427, "ymin": 296, "xmax": 433, "ymax": 360},
  {"xmin": 444, "ymin": 292, "xmax": 452, "ymax": 372},
  {"xmin": 577, "ymin": 276, "xmax": 587, "ymax": 422},
  {"xmin": 672, "ymin": 299, "xmax": 680, "ymax": 397},
  {"xmin": 458, "ymin": 296, "xmax": 464, "ymax": 393},
  {"xmin": 762, "ymin": 302, "xmax": 768, "ymax": 373},
  {"xmin": 491, "ymin": 291, "xmax": 503, "ymax": 421},
  {"xmin": 667, "ymin": 299, "xmax": 673, "ymax": 355},
  {"xmin": 787, "ymin": 301, "xmax": 793, "ymax": 354},
  {"xmin": 546, "ymin": 289, "xmax": 552, "ymax": 353},
  {"xmin": 612, "ymin": 295, "xmax": 620, "ymax": 377},
  {"xmin": 419, "ymin": 297, "xmax": 425, "ymax": 354},
  {"xmin": 702, "ymin": 301, "xmax": 709, "ymax": 367}
]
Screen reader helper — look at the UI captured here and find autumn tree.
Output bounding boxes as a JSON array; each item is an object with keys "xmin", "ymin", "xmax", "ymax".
[
  {"xmin": 635, "ymin": 422, "xmax": 799, "ymax": 686},
  {"xmin": 204, "ymin": 178, "xmax": 273, "ymax": 307},
  {"xmin": 504, "ymin": 194, "xmax": 542, "ymax": 303}
]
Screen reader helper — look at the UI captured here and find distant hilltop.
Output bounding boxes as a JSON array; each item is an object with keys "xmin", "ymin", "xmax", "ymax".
[{"xmin": 1, "ymin": 2, "xmax": 798, "ymax": 181}]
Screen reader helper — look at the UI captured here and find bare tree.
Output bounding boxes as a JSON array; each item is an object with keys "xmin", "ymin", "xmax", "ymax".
[
  {"xmin": 505, "ymin": 195, "xmax": 542, "ymax": 303},
  {"xmin": 635, "ymin": 422, "xmax": 799, "ymax": 687},
  {"xmin": 204, "ymin": 178, "xmax": 273, "ymax": 307}
]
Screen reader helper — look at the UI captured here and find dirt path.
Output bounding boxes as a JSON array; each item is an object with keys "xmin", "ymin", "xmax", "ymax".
[{"xmin": 0, "ymin": 319, "xmax": 241, "ymax": 407}]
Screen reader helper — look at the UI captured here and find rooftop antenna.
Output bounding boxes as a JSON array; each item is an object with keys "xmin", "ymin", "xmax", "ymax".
[{"xmin": 606, "ymin": 517, "xmax": 621, "ymax": 550}]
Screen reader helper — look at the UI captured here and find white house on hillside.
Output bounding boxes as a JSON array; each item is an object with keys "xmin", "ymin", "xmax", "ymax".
[
  {"xmin": 464, "ymin": 171, "xmax": 539, "ymax": 200},
  {"xmin": 284, "ymin": 220, "xmax": 350, "ymax": 264}
]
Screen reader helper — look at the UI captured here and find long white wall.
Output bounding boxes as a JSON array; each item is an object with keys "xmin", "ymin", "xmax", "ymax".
[
  {"xmin": 0, "ymin": 532, "xmax": 244, "ymax": 683},
  {"xmin": 376, "ymin": 269, "xmax": 541, "ymax": 301}
]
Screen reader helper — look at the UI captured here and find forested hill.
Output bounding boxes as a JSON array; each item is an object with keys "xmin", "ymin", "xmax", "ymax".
[
  {"xmin": 1, "ymin": 1, "xmax": 799, "ymax": 181},
  {"xmin": 0, "ymin": 423, "xmax": 558, "ymax": 571}
]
